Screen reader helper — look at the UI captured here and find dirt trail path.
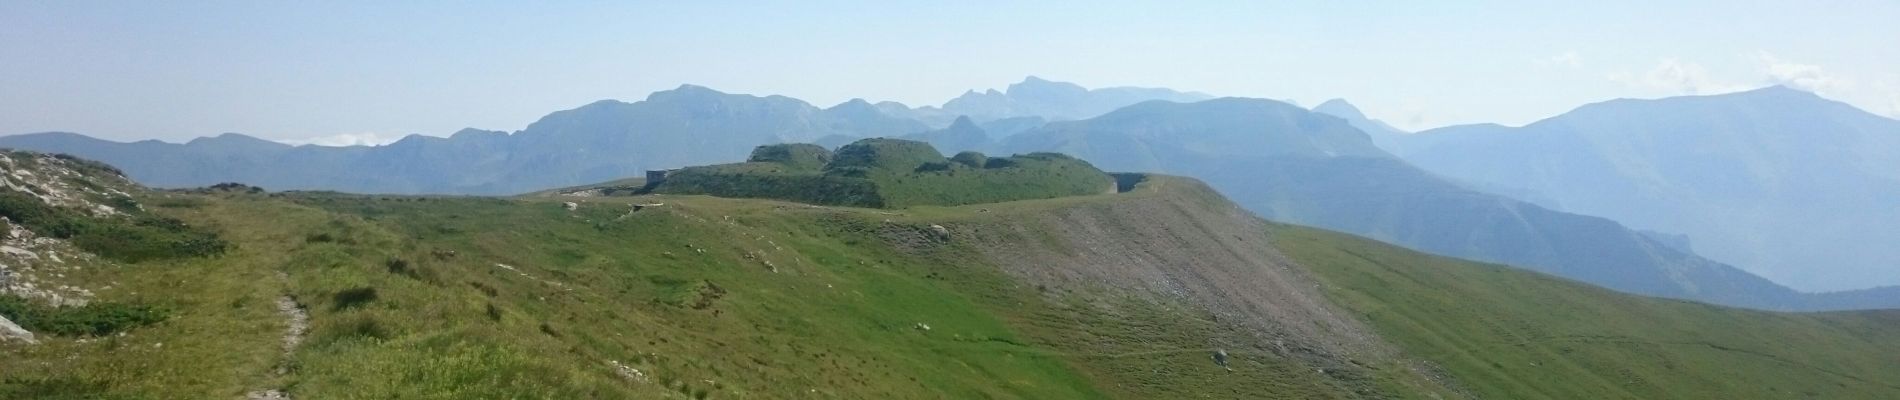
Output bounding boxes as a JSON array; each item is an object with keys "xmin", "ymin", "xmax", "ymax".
[
  {"xmin": 272, "ymin": 295, "xmax": 310, "ymax": 372},
  {"xmin": 246, "ymin": 273, "xmax": 308, "ymax": 400}
]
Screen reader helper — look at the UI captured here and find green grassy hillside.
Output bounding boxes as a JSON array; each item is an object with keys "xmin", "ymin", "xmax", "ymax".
[
  {"xmin": 5, "ymin": 150, "xmax": 1900, "ymax": 399},
  {"xmin": 1274, "ymin": 224, "xmax": 1900, "ymax": 399},
  {"xmin": 651, "ymin": 139, "xmax": 1115, "ymax": 208},
  {"xmin": 4, "ymin": 190, "xmax": 1107, "ymax": 398},
  {"xmin": 0, "ymin": 149, "xmax": 1412, "ymax": 398}
]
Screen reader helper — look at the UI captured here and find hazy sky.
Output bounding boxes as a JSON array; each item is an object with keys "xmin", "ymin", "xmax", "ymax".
[{"xmin": 4, "ymin": 1, "xmax": 1897, "ymax": 145}]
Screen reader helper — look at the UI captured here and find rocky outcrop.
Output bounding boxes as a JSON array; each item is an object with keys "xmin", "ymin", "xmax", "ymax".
[
  {"xmin": 1, "ymin": 220, "xmax": 97, "ymax": 308},
  {"xmin": 0, "ymin": 151, "xmax": 136, "ymax": 216},
  {"xmin": 0, "ymin": 313, "xmax": 34, "ymax": 344}
]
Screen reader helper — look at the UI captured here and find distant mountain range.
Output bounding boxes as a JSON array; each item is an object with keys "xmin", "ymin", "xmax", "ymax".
[
  {"xmin": 862, "ymin": 76, "xmax": 1213, "ymax": 127},
  {"xmin": 937, "ymin": 76, "xmax": 1214, "ymax": 121},
  {"xmin": 3, "ymin": 78, "xmax": 1895, "ymax": 310},
  {"xmin": 984, "ymin": 97, "xmax": 1886, "ymax": 310},
  {"xmin": 0, "ymin": 78, "xmax": 1197, "ymax": 195},
  {"xmin": 1, "ymin": 85, "xmax": 928, "ymax": 194},
  {"xmin": 1388, "ymin": 86, "xmax": 1900, "ymax": 292}
]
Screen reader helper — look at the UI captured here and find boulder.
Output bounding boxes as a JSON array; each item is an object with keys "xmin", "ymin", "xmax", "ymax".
[{"xmin": 0, "ymin": 314, "xmax": 35, "ymax": 344}]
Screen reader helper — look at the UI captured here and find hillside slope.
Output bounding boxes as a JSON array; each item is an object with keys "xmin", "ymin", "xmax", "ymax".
[
  {"xmin": 6, "ymin": 152, "xmax": 1900, "ymax": 399},
  {"xmin": 1278, "ymin": 224, "xmax": 1900, "ymax": 399},
  {"xmin": 0, "ymin": 152, "xmax": 1446, "ymax": 398},
  {"xmin": 922, "ymin": 175, "xmax": 1459, "ymax": 398}
]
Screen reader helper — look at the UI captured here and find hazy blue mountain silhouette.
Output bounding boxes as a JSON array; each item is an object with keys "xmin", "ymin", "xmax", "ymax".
[
  {"xmin": 997, "ymin": 96, "xmax": 1896, "ymax": 310},
  {"xmin": 1394, "ymin": 86, "xmax": 1900, "ymax": 292},
  {"xmin": 0, "ymin": 85, "xmax": 928, "ymax": 194},
  {"xmin": 914, "ymin": 76, "xmax": 1213, "ymax": 123},
  {"xmin": 1311, "ymin": 98, "xmax": 1409, "ymax": 151}
]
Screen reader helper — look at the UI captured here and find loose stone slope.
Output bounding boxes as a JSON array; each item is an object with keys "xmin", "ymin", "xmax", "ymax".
[
  {"xmin": 894, "ymin": 175, "xmax": 1469, "ymax": 397},
  {"xmin": 0, "ymin": 152, "xmax": 136, "ymax": 331}
]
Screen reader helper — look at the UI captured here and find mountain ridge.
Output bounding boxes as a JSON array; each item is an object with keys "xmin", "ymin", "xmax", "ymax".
[
  {"xmin": 0, "ymin": 85, "xmax": 933, "ymax": 194},
  {"xmin": 991, "ymin": 97, "xmax": 1857, "ymax": 310},
  {"xmin": 1394, "ymin": 85, "xmax": 1900, "ymax": 291}
]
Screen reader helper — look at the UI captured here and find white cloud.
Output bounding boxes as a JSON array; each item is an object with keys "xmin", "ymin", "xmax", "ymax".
[
  {"xmin": 1535, "ymin": 51, "xmax": 1582, "ymax": 68},
  {"xmin": 1613, "ymin": 59, "xmax": 1748, "ymax": 95},
  {"xmin": 1881, "ymin": 78, "xmax": 1900, "ymax": 118},
  {"xmin": 1755, "ymin": 51, "xmax": 1849, "ymax": 94},
  {"xmin": 275, "ymin": 131, "xmax": 407, "ymax": 147},
  {"xmin": 1605, "ymin": 54, "xmax": 1898, "ymax": 118},
  {"xmin": 1387, "ymin": 101, "xmax": 1437, "ymax": 132}
]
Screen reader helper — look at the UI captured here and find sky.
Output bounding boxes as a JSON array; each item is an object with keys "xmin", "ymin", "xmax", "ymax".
[{"xmin": 3, "ymin": 1, "xmax": 1897, "ymax": 145}]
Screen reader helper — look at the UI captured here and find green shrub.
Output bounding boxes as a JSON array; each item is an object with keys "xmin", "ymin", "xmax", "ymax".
[
  {"xmin": 0, "ymin": 191, "xmax": 229, "ymax": 262},
  {"xmin": 825, "ymin": 165, "xmax": 872, "ymax": 178},
  {"xmin": 332, "ymin": 287, "xmax": 379, "ymax": 310},
  {"xmin": 654, "ymin": 167, "xmax": 885, "ymax": 208},
  {"xmin": 0, "ymin": 295, "xmax": 169, "ymax": 336},
  {"xmin": 913, "ymin": 161, "xmax": 954, "ymax": 173},
  {"xmin": 746, "ymin": 143, "xmax": 833, "ymax": 170},
  {"xmin": 146, "ymin": 196, "xmax": 207, "ymax": 209},
  {"xmin": 204, "ymin": 182, "xmax": 265, "ymax": 194},
  {"xmin": 0, "ymin": 377, "xmax": 136, "ymax": 400},
  {"xmin": 102, "ymin": 195, "xmax": 140, "ymax": 212},
  {"xmin": 950, "ymin": 151, "xmax": 988, "ymax": 168},
  {"xmin": 386, "ymin": 258, "xmax": 417, "ymax": 279},
  {"xmin": 0, "ymin": 191, "xmax": 66, "ymax": 231},
  {"xmin": 826, "ymin": 138, "xmax": 945, "ymax": 174},
  {"xmin": 320, "ymin": 314, "xmax": 393, "ymax": 342},
  {"xmin": 69, "ymin": 215, "xmax": 230, "ymax": 262}
]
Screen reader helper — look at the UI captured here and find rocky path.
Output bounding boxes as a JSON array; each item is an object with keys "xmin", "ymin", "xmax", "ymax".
[
  {"xmin": 271, "ymin": 295, "xmax": 310, "ymax": 372},
  {"xmin": 246, "ymin": 274, "xmax": 308, "ymax": 400}
]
